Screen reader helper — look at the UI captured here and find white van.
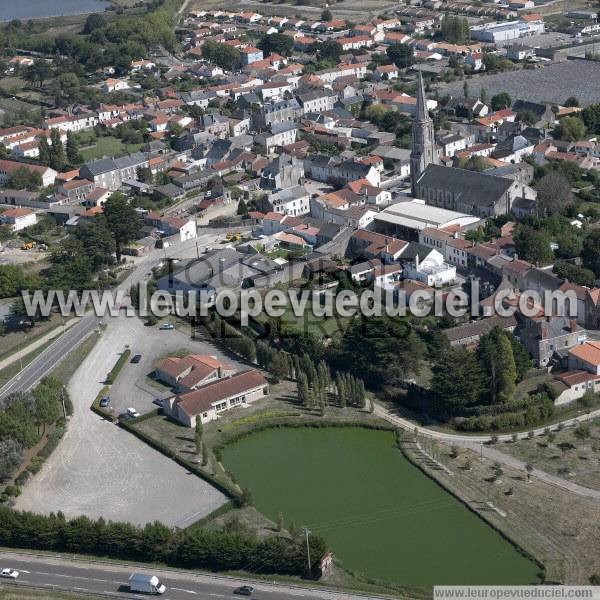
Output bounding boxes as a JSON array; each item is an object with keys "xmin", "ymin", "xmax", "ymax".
[{"xmin": 128, "ymin": 573, "xmax": 166, "ymax": 595}]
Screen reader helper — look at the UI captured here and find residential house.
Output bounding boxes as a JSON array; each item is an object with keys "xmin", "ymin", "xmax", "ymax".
[
  {"xmin": 79, "ymin": 153, "xmax": 150, "ymax": 191},
  {"xmin": 517, "ymin": 315, "xmax": 585, "ymax": 367},
  {"xmin": 403, "ymin": 248, "xmax": 457, "ymax": 287},
  {"xmin": 255, "ymin": 122, "xmax": 298, "ymax": 153},
  {"xmin": 0, "ymin": 207, "xmax": 37, "ymax": 231},
  {"xmin": 0, "ymin": 160, "xmax": 57, "ymax": 188}
]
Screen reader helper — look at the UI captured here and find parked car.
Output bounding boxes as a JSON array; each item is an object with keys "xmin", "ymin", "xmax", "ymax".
[
  {"xmin": 159, "ymin": 323, "xmax": 174, "ymax": 330},
  {"xmin": 152, "ymin": 398, "xmax": 164, "ymax": 407},
  {"xmin": 131, "ymin": 354, "xmax": 142, "ymax": 364},
  {"xmin": 99, "ymin": 396, "xmax": 110, "ymax": 408},
  {"xmin": 1, "ymin": 569, "xmax": 19, "ymax": 579},
  {"xmin": 127, "ymin": 407, "xmax": 141, "ymax": 418},
  {"xmin": 233, "ymin": 585, "xmax": 254, "ymax": 596}
]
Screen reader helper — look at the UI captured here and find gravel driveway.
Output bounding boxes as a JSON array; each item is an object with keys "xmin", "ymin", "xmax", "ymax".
[{"xmin": 16, "ymin": 312, "xmax": 229, "ymax": 528}]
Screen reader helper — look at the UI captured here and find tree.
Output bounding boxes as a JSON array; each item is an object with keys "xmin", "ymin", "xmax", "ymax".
[
  {"xmin": 83, "ymin": 12, "xmax": 106, "ymax": 34},
  {"xmin": 136, "ymin": 166, "xmax": 153, "ymax": 183},
  {"xmin": 8, "ymin": 167, "xmax": 42, "ymax": 191},
  {"xmin": 492, "ymin": 462, "xmax": 503, "ymax": 481},
  {"xmin": 335, "ymin": 317, "xmax": 425, "ymax": 388},
  {"xmin": 582, "ymin": 230, "xmax": 600, "ymax": 277},
  {"xmin": 517, "ymin": 110, "xmax": 537, "ymax": 126},
  {"xmin": 553, "ymin": 261, "xmax": 596, "ymax": 287},
  {"xmin": 38, "ymin": 136, "xmax": 51, "ymax": 164},
  {"xmin": 201, "ymin": 441, "xmax": 208, "ymax": 466},
  {"xmin": 195, "ymin": 417, "xmax": 203, "ymax": 455},
  {"xmin": 564, "ymin": 96, "xmax": 579, "ymax": 108},
  {"xmin": 536, "ymin": 172, "xmax": 572, "ymax": 216},
  {"xmin": 321, "ymin": 9, "xmax": 332, "ymax": 21},
  {"xmin": 316, "ymin": 40, "xmax": 343, "ymax": 63},
  {"xmin": 33, "ymin": 378, "xmax": 61, "ymax": 434},
  {"xmin": 554, "ymin": 116, "xmax": 586, "ymax": 141},
  {"xmin": 259, "ymin": 33, "xmax": 294, "ymax": 57},
  {"xmin": 202, "ymin": 40, "xmax": 240, "ymax": 71},
  {"xmin": 514, "ymin": 226, "xmax": 553, "ymax": 266},
  {"xmin": 0, "ymin": 438, "xmax": 23, "ymax": 479},
  {"xmin": 73, "ymin": 217, "xmax": 116, "ymax": 271},
  {"xmin": 582, "ymin": 103, "xmax": 600, "ymax": 134},
  {"xmin": 432, "ymin": 347, "xmax": 482, "ymax": 409},
  {"xmin": 66, "ymin": 131, "xmax": 82, "ymax": 165},
  {"xmin": 237, "ymin": 198, "xmax": 248, "ymax": 216},
  {"xmin": 49, "ymin": 237, "xmax": 94, "ymax": 290},
  {"xmin": 103, "ymin": 194, "xmax": 142, "ymax": 261},
  {"xmin": 441, "ymin": 15, "xmax": 470, "ymax": 44},
  {"xmin": 386, "ymin": 43, "xmax": 414, "ymax": 68},
  {"xmin": 477, "ymin": 327, "xmax": 517, "ymax": 404},
  {"xmin": 491, "ymin": 92, "xmax": 511, "ymax": 111},
  {"xmin": 49, "ymin": 128, "xmax": 66, "ymax": 171},
  {"xmin": 0, "ymin": 264, "xmax": 38, "ymax": 298}
]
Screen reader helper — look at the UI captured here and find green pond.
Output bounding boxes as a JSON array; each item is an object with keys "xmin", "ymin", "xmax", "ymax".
[{"xmin": 222, "ymin": 427, "xmax": 540, "ymax": 589}]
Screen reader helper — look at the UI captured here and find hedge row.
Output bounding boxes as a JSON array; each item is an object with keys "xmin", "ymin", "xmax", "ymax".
[
  {"xmin": 90, "ymin": 385, "xmax": 116, "ymax": 422},
  {"xmin": 105, "ymin": 349, "xmax": 131, "ymax": 385},
  {"xmin": 0, "ymin": 506, "xmax": 327, "ymax": 577}
]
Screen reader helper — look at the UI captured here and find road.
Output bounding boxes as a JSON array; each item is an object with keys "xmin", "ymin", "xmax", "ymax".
[
  {"xmin": 0, "ymin": 552, "xmax": 392, "ymax": 600},
  {"xmin": 0, "ymin": 315, "xmax": 101, "ymax": 397},
  {"xmin": 0, "ymin": 229, "xmax": 224, "ymax": 400},
  {"xmin": 373, "ymin": 402, "xmax": 600, "ymax": 500}
]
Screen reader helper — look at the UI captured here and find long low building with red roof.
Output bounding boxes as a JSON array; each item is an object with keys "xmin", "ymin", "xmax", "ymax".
[{"xmin": 162, "ymin": 369, "xmax": 269, "ymax": 426}]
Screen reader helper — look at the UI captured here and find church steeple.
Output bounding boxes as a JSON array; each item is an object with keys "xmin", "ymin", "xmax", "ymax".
[{"xmin": 410, "ymin": 70, "xmax": 438, "ymax": 197}]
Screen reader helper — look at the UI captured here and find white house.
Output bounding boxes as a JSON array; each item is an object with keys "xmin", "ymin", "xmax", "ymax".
[
  {"xmin": 102, "ymin": 78, "xmax": 129, "ymax": 93},
  {"xmin": 0, "ymin": 207, "xmax": 37, "ymax": 231},
  {"xmin": 403, "ymin": 249, "xmax": 456, "ymax": 287},
  {"xmin": 268, "ymin": 186, "xmax": 310, "ymax": 216}
]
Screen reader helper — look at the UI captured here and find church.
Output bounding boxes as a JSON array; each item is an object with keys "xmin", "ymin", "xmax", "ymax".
[{"xmin": 410, "ymin": 72, "xmax": 537, "ymax": 218}]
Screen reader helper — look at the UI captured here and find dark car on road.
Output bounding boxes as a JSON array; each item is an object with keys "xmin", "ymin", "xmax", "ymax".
[
  {"xmin": 131, "ymin": 354, "xmax": 142, "ymax": 364},
  {"xmin": 234, "ymin": 586, "xmax": 253, "ymax": 596}
]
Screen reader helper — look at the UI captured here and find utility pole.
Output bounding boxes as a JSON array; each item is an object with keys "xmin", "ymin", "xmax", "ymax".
[{"xmin": 304, "ymin": 528, "xmax": 312, "ymax": 576}]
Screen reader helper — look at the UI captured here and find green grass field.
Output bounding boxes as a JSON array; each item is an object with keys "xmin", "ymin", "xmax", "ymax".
[
  {"xmin": 79, "ymin": 135, "xmax": 143, "ymax": 161},
  {"xmin": 223, "ymin": 427, "xmax": 540, "ymax": 589}
]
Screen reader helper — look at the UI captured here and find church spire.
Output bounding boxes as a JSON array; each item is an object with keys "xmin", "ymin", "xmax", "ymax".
[
  {"xmin": 416, "ymin": 69, "xmax": 429, "ymax": 122},
  {"xmin": 410, "ymin": 68, "xmax": 438, "ymax": 197}
]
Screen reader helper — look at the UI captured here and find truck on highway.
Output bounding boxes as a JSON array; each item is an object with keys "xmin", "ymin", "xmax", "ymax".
[{"xmin": 128, "ymin": 573, "xmax": 166, "ymax": 595}]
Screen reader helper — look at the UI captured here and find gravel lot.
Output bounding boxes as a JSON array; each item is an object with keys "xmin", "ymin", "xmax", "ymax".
[
  {"xmin": 438, "ymin": 59, "xmax": 600, "ymax": 107},
  {"xmin": 108, "ymin": 316, "xmax": 247, "ymax": 417},
  {"xmin": 16, "ymin": 312, "xmax": 228, "ymax": 528}
]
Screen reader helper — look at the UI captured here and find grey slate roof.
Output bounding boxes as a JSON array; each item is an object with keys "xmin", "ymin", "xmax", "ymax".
[{"xmin": 417, "ymin": 164, "xmax": 513, "ymax": 209}]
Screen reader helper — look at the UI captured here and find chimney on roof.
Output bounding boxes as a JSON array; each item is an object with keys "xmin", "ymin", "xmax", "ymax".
[{"xmin": 570, "ymin": 319, "xmax": 577, "ymax": 333}]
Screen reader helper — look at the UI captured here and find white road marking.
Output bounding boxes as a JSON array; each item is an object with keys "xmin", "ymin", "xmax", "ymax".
[{"xmin": 171, "ymin": 587, "xmax": 197, "ymax": 594}]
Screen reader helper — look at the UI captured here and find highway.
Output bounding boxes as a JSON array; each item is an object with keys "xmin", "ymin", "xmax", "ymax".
[{"xmin": 0, "ymin": 552, "xmax": 391, "ymax": 600}]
